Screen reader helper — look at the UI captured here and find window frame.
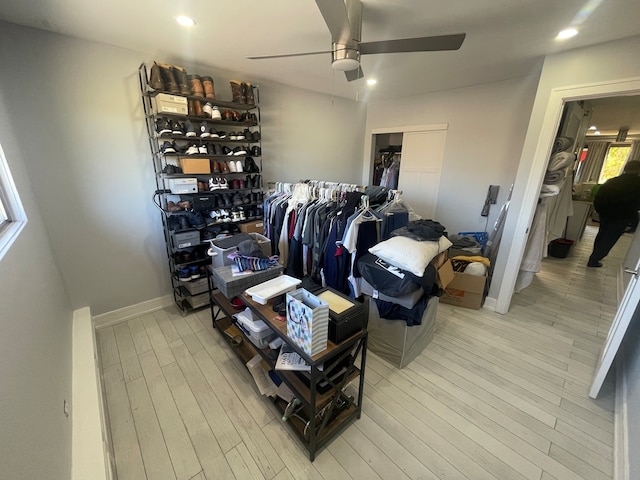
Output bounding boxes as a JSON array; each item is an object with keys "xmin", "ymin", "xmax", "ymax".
[{"xmin": 0, "ymin": 142, "xmax": 27, "ymax": 261}]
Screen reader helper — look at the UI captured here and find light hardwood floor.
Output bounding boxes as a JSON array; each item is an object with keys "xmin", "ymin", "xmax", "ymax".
[{"xmin": 98, "ymin": 224, "xmax": 631, "ymax": 480}]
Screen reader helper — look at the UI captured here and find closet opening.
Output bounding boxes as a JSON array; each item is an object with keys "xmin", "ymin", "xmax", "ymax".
[{"xmin": 371, "ymin": 132, "xmax": 403, "ymax": 188}]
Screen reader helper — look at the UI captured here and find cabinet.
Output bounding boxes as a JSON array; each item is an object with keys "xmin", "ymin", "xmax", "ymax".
[
  {"xmin": 137, "ymin": 62, "xmax": 264, "ymax": 313},
  {"xmin": 207, "ymin": 274, "xmax": 367, "ymax": 461}
]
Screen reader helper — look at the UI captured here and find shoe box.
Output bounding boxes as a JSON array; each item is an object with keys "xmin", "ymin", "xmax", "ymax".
[
  {"xmin": 184, "ymin": 277, "xmax": 208, "ymax": 295},
  {"xmin": 168, "ymin": 177, "xmax": 198, "ymax": 194},
  {"xmin": 238, "ymin": 220, "xmax": 264, "ymax": 234},
  {"xmin": 179, "ymin": 158, "xmax": 211, "ymax": 174},
  {"xmin": 171, "ymin": 230, "xmax": 201, "ymax": 249},
  {"xmin": 153, "ymin": 93, "xmax": 188, "ymax": 115}
]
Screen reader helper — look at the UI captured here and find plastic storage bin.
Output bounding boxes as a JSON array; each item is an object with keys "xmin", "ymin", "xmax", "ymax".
[{"xmin": 234, "ymin": 308, "xmax": 276, "ymax": 349}]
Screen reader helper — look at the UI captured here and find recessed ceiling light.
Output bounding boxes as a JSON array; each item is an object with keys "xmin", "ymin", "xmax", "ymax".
[
  {"xmin": 556, "ymin": 28, "xmax": 578, "ymax": 40},
  {"xmin": 176, "ymin": 16, "xmax": 195, "ymax": 27},
  {"xmin": 594, "ymin": 130, "xmax": 601, "ymax": 135},
  {"xmin": 588, "ymin": 125, "xmax": 597, "ymax": 130},
  {"xmin": 367, "ymin": 79, "xmax": 377, "ymax": 86}
]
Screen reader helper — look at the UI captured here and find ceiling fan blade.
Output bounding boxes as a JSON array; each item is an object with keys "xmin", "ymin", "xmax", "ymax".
[
  {"xmin": 344, "ymin": 66, "xmax": 364, "ymax": 82},
  {"xmin": 360, "ymin": 33, "xmax": 466, "ymax": 55},
  {"xmin": 315, "ymin": 0, "xmax": 361, "ymax": 44},
  {"xmin": 246, "ymin": 50, "xmax": 331, "ymax": 60}
]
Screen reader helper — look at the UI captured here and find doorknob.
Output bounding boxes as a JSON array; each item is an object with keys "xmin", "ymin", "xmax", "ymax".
[{"xmin": 624, "ymin": 267, "xmax": 639, "ymax": 276}]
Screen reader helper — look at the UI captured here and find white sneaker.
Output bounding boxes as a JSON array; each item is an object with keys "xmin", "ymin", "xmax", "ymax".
[
  {"xmin": 202, "ymin": 102, "xmax": 213, "ymax": 118},
  {"xmin": 219, "ymin": 178, "xmax": 229, "ymax": 189},
  {"xmin": 236, "ymin": 131, "xmax": 245, "ymax": 140},
  {"xmin": 186, "ymin": 145, "xmax": 199, "ymax": 155},
  {"xmin": 233, "ymin": 147, "xmax": 247, "ymax": 156},
  {"xmin": 228, "ymin": 160, "xmax": 237, "ymax": 172},
  {"xmin": 235, "ymin": 160, "xmax": 243, "ymax": 172},
  {"xmin": 229, "ymin": 132, "xmax": 238, "ymax": 140},
  {"xmin": 209, "ymin": 178, "xmax": 220, "ymax": 190},
  {"xmin": 198, "ymin": 145, "xmax": 208, "ymax": 154},
  {"xmin": 211, "ymin": 106, "xmax": 222, "ymax": 120}
]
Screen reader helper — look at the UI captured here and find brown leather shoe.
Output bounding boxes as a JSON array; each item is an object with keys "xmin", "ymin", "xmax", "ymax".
[
  {"xmin": 173, "ymin": 66, "xmax": 190, "ymax": 96},
  {"xmin": 244, "ymin": 83, "xmax": 255, "ymax": 104},
  {"xmin": 189, "ymin": 99, "xmax": 205, "ymax": 117},
  {"xmin": 222, "ymin": 109, "xmax": 234, "ymax": 121},
  {"xmin": 212, "ymin": 160, "xmax": 220, "ymax": 173},
  {"xmin": 149, "ymin": 63, "xmax": 164, "ymax": 91},
  {"xmin": 158, "ymin": 63, "xmax": 179, "ymax": 94},
  {"xmin": 188, "ymin": 74, "xmax": 204, "ymax": 97},
  {"xmin": 201, "ymin": 76, "xmax": 215, "ymax": 99},
  {"xmin": 229, "ymin": 80, "xmax": 245, "ymax": 103},
  {"xmin": 219, "ymin": 161, "xmax": 230, "ymax": 173}
]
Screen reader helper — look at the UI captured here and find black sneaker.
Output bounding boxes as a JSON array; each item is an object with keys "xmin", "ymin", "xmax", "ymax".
[
  {"xmin": 168, "ymin": 119, "xmax": 182, "ymax": 135},
  {"xmin": 156, "ymin": 118, "xmax": 171, "ymax": 136},
  {"xmin": 162, "ymin": 163, "xmax": 183, "ymax": 174},
  {"xmin": 250, "ymin": 146, "xmax": 261, "ymax": 157},
  {"xmin": 184, "ymin": 119, "xmax": 196, "ymax": 137},
  {"xmin": 233, "ymin": 146, "xmax": 247, "ymax": 156},
  {"xmin": 199, "ymin": 121, "xmax": 210, "ymax": 138},
  {"xmin": 223, "ymin": 146, "xmax": 233, "ymax": 156},
  {"xmin": 251, "ymin": 131, "xmax": 261, "ymax": 142},
  {"xmin": 160, "ymin": 141, "xmax": 177, "ymax": 154}
]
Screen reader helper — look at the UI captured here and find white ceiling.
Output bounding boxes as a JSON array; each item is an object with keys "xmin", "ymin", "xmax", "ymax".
[
  {"xmin": 585, "ymin": 96, "xmax": 640, "ymax": 137},
  {"xmin": 1, "ymin": 0, "xmax": 640, "ymax": 105}
]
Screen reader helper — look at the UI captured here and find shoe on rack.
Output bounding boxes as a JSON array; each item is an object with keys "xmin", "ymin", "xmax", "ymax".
[
  {"xmin": 198, "ymin": 181, "xmax": 207, "ymax": 192},
  {"xmin": 220, "ymin": 193, "xmax": 232, "ymax": 207},
  {"xmin": 225, "ymin": 147, "xmax": 235, "ymax": 157},
  {"xmin": 230, "ymin": 179, "xmax": 240, "ymax": 190},
  {"xmin": 186, "ymin": 144, "xmax": 199, "ymax": 155},
  {"xmin": 239, "ymin": 208, "xmax": 246, "ymax": 221},
  {"xmin": 250, "ymin": 146, "xmax": 261, "ymax": 157},
  {"xmin": 211, "ymin": 160, "xmax": 220, "ymax": 173},
  {"xmin": 208, "ymin": 129, "xmax": 220, "ymax": 139},
  {"xmin": 198, "ymin": 144, "xmax": 208, "ymax": 154},
  {"xmin": 244, "ymin": 83, "xmax": 255, "ymax": 105},
  {"xmin": 232, "ymin": 193, "xmax": 243, "ymax": 206},
  {"xmin": 201, "ymin": 76, "xmax": 216, "ymax": 99},
  {"xmin": 155, "ymin": 118, "xmax": 171, "ymax": 136},
  {"xmin": 190, "ymin": 99, "xmax": 205, "ymax": 117},
  {"xmin": 185, "ymin": 211, "xmax": 206, "ymax": 229},
  {"xmin": 187, "ymin": 74, "xmax": 204, "ymax": 97},
  {"xmin": 160, "ymin": 141, "xmax": 177, "ymax": 154},
  {"xmin": 217, "ymin": 131, "xmax": 227, "ymax": 140},
  {"xmin": 251, "ymin": 131, "xmax": 261, "ymax": 142},
  {"xmin": 188, "ymin": 265, "xmax": 201, "ymax": 279},
  {"xmin": 236, "ymin": 131, "xmax": 246, "ymax": 141},
  {"xmin": 219, "ymin": 178, "xmax": 229, "ymax": 190},
  {"xmin": 219, "ymin": 160, "xmax": 229, "ymax": 173},
  {"xmin": 158, "ymin": 63, "xmax": 179, "ymax": 94},
  {"xmin": 229, "ymin": 132, "xmax": 238, "ymax": 141},
  {"xmin": 149, "ymin": 62, "xmax": 164, "ymax": 91},
  {"xmin": 178, "ymin": 267, "xmax": 192, "ymax": 282},
  {"xmin": 235, "ymin": 160, "xmax": 243, "ymax": 172},
  {"xmin": 199, "ymin": 121, "xmax": 210, "ymax": 137},
  {"xmin": 252, "ymin": 174, "xmax": 261, "ymax": 188},
  {"xmin": 233, "ymin": 147, "xmax": 247, "ymax": 156},
  {"xmin": 211, "ymin": 106, "xmax": 222, "ymax": 120},
  {"xmin": 244, "ymin": 156, "xmax": 259, "ymax": 173},
  {"xmin": 162, "ymin": 163, "xmax": 182, "ymax": 175},
  {"xmin": 231, "ymin": 210, "xmax": 241, "ymax": 222},
  {"xmin": 183, "ymin": 119, "xmax": 196, "ymax": 137},
  {"xmin": 173, "ymin": 66, "xmax": 191, "ymax": 96},
  {"xmin": 209, "ymin": 177, "xmax": 220, "ymax": 191},
  {"xmin": 228, "ymin": 160, "xmax": 237, "ymax": 172},
  {"xmin": 222, "ymin": 109, "xmax": 234, "ymax": 121},
  {"xmin": 169, "ymin": 119, "xmax": 184, "ymax": 135},
  {"xmin": 230, "ymin": 80, "xmax": 245, "ymax": 103},
  {"xmin": 202, "ymin": 102, "xmax": 213, "ymax": 118}
]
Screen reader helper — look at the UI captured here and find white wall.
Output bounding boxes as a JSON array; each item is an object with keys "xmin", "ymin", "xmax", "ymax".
[
  {"xmin": 0, "ymin": 21, "xmax": 365, "ymax": 316},
  {"xmin": 490, "ymin": 35, "xmax": 640, "ymax": 310},
  {"xmin": 363, "ymin": 76, "xmax": 539, "ymax": 235},
  {"xmin": 0, "ymin": 58, "xmax": 73, "ymax": 479}
]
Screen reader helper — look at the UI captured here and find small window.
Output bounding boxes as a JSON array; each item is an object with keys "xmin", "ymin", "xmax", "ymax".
[
  {"xmin": 598, "ymin": 144, "xmax": 632, "ymax": 184},
  {"xmin": 0, "ymin": 143, "xmax": 27, "ymax": 261}
]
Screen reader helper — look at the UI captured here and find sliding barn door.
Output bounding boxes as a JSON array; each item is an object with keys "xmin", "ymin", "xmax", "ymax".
[{"xmin": 397, "ymin": 129, "xmax": 447, "ymax": 219}]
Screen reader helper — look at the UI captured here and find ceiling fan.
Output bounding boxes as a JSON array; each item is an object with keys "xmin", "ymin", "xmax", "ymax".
[{"xmin": 247, "ymin": 0, "xmax": 466, "ymax": 82}]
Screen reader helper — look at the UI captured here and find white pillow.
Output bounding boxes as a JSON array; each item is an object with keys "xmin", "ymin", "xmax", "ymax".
[{"xmin": 368, "ymin": 235, "xmax": 452, "ymax": 277}]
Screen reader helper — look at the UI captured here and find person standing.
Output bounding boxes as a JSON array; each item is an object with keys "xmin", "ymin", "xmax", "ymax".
[{"xmin": 588, "ymin": 160, "xmax": 640, "ymax": 267}]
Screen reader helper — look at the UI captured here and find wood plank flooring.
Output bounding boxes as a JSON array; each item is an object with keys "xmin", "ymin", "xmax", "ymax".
[{"xmin": 98, "ymin": 224, "xmax": 630, "ymax": 480}]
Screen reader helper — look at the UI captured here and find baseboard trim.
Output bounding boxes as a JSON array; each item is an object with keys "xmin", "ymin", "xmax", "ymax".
[
  {"xmin": 483, "ymin": 296, "xmax": 497, "ymax": 312},
  {"xmin": 615, "ymin": 356, "xmax": 630, "ymax": 480},
  {"xmin": 93, "ymin": 294, "xmax": 174, "ymax": 329}
]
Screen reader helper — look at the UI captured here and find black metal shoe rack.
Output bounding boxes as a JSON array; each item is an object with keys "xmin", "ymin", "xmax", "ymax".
[{"xmin": 138, "ymin": 63, "xmax": 264, "ymax": 314}]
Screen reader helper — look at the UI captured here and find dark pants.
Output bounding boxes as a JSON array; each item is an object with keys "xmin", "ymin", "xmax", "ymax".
[{"xmin": 589, "ymin": 216, "xmax": 630, "ymax": 263}]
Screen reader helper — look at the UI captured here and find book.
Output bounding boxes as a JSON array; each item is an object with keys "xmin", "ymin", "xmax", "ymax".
[{"xmin": 275, "ymin": 344, "xmax": 311, "ymax": 371}]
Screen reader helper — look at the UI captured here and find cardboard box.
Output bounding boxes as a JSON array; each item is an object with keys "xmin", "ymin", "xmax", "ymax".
[
  {"xmin": 152, "ymin": 93, "xmax": 188, "ymax": 115},
  {"xmin": 238, "ymin": 220, "xmax": 264, "ymax": 234},
  {"xmin": 439, "ymin": 270, "xmax": 487, "ymax": 309},
  {"xmin": 179, "ymin": 158, "xmax": 211, "ymax": 174},
  {"xmin": 434, "ymin": 252, "xmax": 455, "ymax": 289}
]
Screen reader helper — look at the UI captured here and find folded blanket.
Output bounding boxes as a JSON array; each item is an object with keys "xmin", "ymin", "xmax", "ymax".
[
  {"xmin": 391, "ymin": 219, "xmax": 447, "ymax": 241},
  {"xmin": 548, "ymin": 151, "xmax": 575, "ymax": 171},
  {"xmin": 552, "ymin": 136, "xmax": 573, "ymax": 154},
  {"xmin": 544, "ymin": 169, "xmax": 565, "ymax": 185}
]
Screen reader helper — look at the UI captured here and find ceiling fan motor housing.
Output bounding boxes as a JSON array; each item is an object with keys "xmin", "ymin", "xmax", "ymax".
[{"xmin": 332, "ymin": 42, "xmax": 360, "ymax": 71}]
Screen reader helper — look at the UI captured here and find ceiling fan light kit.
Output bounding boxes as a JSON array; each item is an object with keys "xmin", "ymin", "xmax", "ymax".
[
  {"xmin": 331, "ymin": 43, "xmax": 360, "ymax": 71},
  {"xmin": 247, "ymin": 0, "xmax": 466, "ymax": 82}
]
